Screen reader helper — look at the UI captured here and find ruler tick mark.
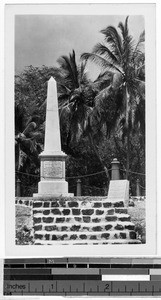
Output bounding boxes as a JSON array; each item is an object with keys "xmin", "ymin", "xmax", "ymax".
[
  {"xmin": 83, "ymin": 282, "xmax": 85, "ymax": 292},
  {"xmin": 152, "ymin": 285, "xmax": 154, "ymax": 295}
]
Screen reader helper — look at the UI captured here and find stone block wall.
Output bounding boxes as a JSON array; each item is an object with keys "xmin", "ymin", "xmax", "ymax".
[
  {"xmin": 16, "ymin": 198, "xmax": 33, "ymax": 207},
  {"xmin": 31, "ymin": 196, "xmax": 141, "ymax": 245}
]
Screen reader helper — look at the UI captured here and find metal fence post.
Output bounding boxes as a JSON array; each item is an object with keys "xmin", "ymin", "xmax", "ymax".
[
  {"xmin": 111, "ymin": 158, "xmax": 120, "ymax": 180},
  {"xmin": 136, "ymin": 178, "xmax": 141, "ymax": 197},
  {"xmin": 16, "ymin": 178, "xmax": 21, "ymax": 197},
  {"xmin": 76, "ymin": 179, "xmax": 82, "ymax": 196}
]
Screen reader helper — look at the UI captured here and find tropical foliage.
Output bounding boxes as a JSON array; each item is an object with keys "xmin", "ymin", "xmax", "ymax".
[
  {"xmin": 15, "ymin": 16, "xmax": 145, "ymax": 196},
  {"xmin": 81, "ymin": 16, "xmax": 145, "ymax": 178},
  {"xmin": 15, "ymin": 102, "xmax": 43, "ymax": 195}
]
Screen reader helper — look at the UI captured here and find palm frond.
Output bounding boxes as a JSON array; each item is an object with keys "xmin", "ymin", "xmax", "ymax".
[
  {"xmin": 77, "ymin": 61, "xmax": 89, "ymax": 85},
  {"xmin": 22, "ymin": 122, "xmax": 37, "ymax": 137},
  {"xmin": 100, "ymin": 26, "xmax": 123, "ymax": 61},
  {"xmin": 118, "ymin": 16, "xmax": 129, "ymax": 40},
  {"xmin": 81, "ymin": 52, "xmax": 124, "ymax": 74},
  {"xmin": 93, "ymin": 43, "xmax": 119, "ymax": 64},
  {"xmin": 138, "ymin": 30, "xmax": 145, "ymax": 43},
  {"xmin": 112, "ymin": 72, "xmax": 123, "ymax": 89},
  {"xmin": 57, "ymin": 51, "xmax": 79, "ymax": 90},
  {"xmin": 129, "ymin": 78, "xmax": 145, "ymax": 101},
  {"xmin": 94, "ymin": 85, "xmax": 112, "ymax": 105},
  {"xmin": 30, "ymin": 131, "xmax": 44, "ymax": 142},
  {"xmin": 59, "ymin": 102, "xmax": 73, "ymax": 120},
  {"xmin": 91, "ymin": 85, "xmax": 117, "ymax": 136},
  {"xmin": 132, "ymin": 30, "xmax": 145, "ymax": 61},
  {"xmin": 69, "ymin": 50, "xmax": 79, "ymax": 87},
  {"xmin": 94, "ymin": 71, "xmax": 113, "ymax": 91},
  {"xmin": 118, "ymin": 16, "xmax": 135, "ymax": 68},
  {"xmin": 95, "ymin": 70, "xmax": 113, "ymax": 81}
]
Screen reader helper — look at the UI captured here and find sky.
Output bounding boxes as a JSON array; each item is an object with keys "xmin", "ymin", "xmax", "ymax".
[{"xmin": 15, "ymin": 15, "xmax": 144, "ymax": 78}]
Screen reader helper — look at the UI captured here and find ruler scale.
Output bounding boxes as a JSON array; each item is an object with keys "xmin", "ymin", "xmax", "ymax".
[{"xmin": 3, "ymin": 258, "xmax": 161, "ymax": 296}]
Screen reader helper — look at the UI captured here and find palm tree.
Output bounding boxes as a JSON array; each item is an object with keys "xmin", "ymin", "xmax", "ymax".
[
  {"xmin": 15, "ymin": 104, "xmax": 43, "ymax": 193},
  {"xmin": 53, "ymin": 50, "xmax": 112, "ymax": 182},
  {"xmin": 53, "ymin": 51, "xmax": 94, "ymax": 147},
  {"xmin": 53, "ymin": 50, "xmax": 95, "ymax": 139},
  {"xmin": 81, "ymin": 16, "xmax": 145, "ymax": 179}
]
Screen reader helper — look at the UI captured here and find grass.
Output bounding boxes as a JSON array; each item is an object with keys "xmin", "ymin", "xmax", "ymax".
[
  {"xmin": 128, "ymin": 200, "xmax": 146, "ymax": 243},
  {"xmin": 16, "ymin": 205, "xmax": 34, "ymax": 245}
]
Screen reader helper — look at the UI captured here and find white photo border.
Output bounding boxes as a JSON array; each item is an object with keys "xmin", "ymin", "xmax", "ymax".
[{"xmin": 5, "ymin": 3, "xmax": 156, "ymax": 256}]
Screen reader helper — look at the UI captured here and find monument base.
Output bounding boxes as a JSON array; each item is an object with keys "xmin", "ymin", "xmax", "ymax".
[
  {"xmin": 33, "ymin": 193, "xmax": 74, "ymax": 197},
  {"xmin": 33, "ymin": 149, "xmax": 73, "ymax": 198},
  {"xmin": 33, "ymin": 180, "xmax": 73, "ymax": 197}
]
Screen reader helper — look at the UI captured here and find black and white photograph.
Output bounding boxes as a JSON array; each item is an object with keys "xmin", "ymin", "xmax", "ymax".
[{"xmin": 5, "ymin": 4, "xmax": 156, "ymax": 256}]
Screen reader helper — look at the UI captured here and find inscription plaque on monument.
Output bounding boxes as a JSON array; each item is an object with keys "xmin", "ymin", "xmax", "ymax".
[{"xmin": 43, "ymin": 161, "xmax": 62, "ymax": 178}]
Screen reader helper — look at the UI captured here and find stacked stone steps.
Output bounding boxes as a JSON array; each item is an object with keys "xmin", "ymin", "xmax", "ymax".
[
  {"xmin": 33, "ymin": 209, "xmax": 131, "ymax": 222},
  {"xmin": 35, "ymin": 229, "xmax": 137, "ymax": 241},
  {"xmin": 33, "ymin": 198, "xmax": 125, "ymax": 209},
  {"xmin": 33, "ymin": 214, "xmax": 131, "ymax": 223},
  {"xmin": 35, "ymin": 240, "xmax": 140, "ymax": 245},
  {"xmin": 33, "ymin": 207, "xmax": 129, "ymax": 216},
  {"xmin": 33, "ymin": 197, "xmax": 141, "ymax": 245},
  {"xmin": 35, "ymin": 239, "xmax": 141, "ymax": 245},
  {"xmin": 35, "ymin": 221, "xmax": 135, "ymax": 232}
]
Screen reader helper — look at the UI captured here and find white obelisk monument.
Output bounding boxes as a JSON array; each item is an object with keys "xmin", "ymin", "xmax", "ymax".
[{"xmin": 34, "ymin": 77, "xmax": 72, "ymax": 197}]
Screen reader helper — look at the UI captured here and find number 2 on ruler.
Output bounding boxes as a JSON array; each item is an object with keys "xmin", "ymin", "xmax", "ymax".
[{"xmin": 104, "ymin": 284, "xmax": 110, "ymax": 291}]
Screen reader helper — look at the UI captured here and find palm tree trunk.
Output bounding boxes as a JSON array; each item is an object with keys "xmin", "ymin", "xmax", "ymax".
[
  {"xmin": 126, "ymin": 128, "xmax": 130, "ymax": 179},
  {"xmin": 88, "ymin": 132, "xmax": 110, "ymax": 185},
  {"xmin": 123, "ymin": 85, "xmax": 130, "ymax": 179},
  {"xmin": 18, "ymin": 144, "xmax": 21, "ymax": 172},
  {"xmin": 16, "ymin": 144, "xmax": 21, "ymax": 197},
  {"xmin": 125, "ymin": 86, "xmax": 130, "ymax": 180}
]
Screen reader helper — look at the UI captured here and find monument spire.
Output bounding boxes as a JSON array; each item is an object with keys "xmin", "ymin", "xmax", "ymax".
[
  {"xmin": 44, "ymin": 77, "xmax": 61, "ymax": 154},
  {"xmin": 34, "ymin": 76, "xmax": 72, "ymax": 197}
]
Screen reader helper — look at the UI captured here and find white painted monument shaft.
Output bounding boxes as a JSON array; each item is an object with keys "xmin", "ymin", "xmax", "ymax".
[
  {"xmin": 34, "ymin": 77, "xmax": 72, "ymax": 197},
  {"xmin": 44, "ymin": 77, "xmax": 61, "ymax": 154}
]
